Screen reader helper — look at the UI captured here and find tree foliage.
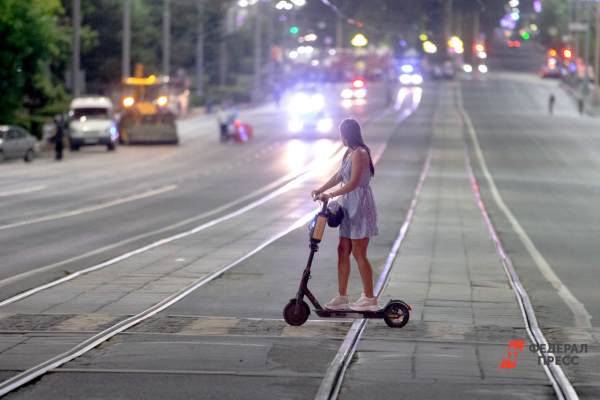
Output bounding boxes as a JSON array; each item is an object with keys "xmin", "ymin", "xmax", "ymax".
[{"xmin": 0, "ymin": 0, "xmax": 69, "ymax": 130}]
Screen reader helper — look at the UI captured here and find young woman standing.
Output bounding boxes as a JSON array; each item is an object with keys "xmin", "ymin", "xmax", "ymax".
[{"xmin": 311, "ymin": 118, "xmax": 379, "ymax": 311}]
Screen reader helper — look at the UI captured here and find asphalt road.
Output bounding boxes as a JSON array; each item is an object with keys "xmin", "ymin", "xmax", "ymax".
[{"xmin": 0, "ymin": 42, "xmax": 599, "ymax": 399}]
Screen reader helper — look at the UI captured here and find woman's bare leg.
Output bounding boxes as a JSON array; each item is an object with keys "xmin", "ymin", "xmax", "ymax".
[
  {"xmin": 337, "ymin": 238, "xmax": 352, "ymax": 296},
  {"xmin": 351, "ymin": 238, "xmax": 374, "ymax": 298}
]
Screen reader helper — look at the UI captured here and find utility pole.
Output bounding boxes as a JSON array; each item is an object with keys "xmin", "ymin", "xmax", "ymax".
[
  {"xmin": 196, "ymin": 0, "xmax": 204, "ymax": 99},
  {"xmin": 252, "ymin": 3, "xmax": 262, "ymax": 102},
  {"xmin": 583, "ymin": 0, "xmax": 592, "ymax": 96},
  {"xmin": 72, "ymin": 0, "xmax": 81, "ymax": 96},
  {"xmin": 444, "ymin": 0, "xmax": 453, "ymax": 44},
  {"xmin": 595, "ymin": 2, "xmax": 600, "ymax": 93},
  {"xmin": 266, "ymin": 2, "xmax": 274, "ymax": 91},
  {"xmin": 162, "ymin": 0, "xmax": 171, "ymax": 77},
  {"xmin": 122, "ymin": 0, "xmax": 131, "ymax": 79},
  {"xmin": 335, "ymin": 15, "xmax": 343, "ymax": 50}
]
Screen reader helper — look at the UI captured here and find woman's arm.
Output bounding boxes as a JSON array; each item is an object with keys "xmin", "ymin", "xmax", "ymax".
[
  {"xmin": 329, "ymin": 149, "xmax": 367, "ymax": 197},
  {"xmin": 314, "ymin": 172, "xmax": 341, "ymax": 195}
]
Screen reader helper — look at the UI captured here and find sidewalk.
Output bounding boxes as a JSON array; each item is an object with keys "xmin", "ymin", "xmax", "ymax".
[{"xmin": 340, "ymin": 85, "xmax": 554, "ymax": 399}]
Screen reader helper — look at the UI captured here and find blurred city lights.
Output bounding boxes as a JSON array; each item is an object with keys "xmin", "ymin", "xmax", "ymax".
[
  {"xmin": 351, "ymin": 33, "xmax": 368, "ymax": 47},
  {"xmin": 316, "ymin": 118, "xmax": 333, "ymax": 133},
  {"xmin": 303, "ymin": 33, "xmax": 317, "ymax": 42},
  {"xmin": 401, "ymin": 64, "xmax": 414, "ymax": 73},
  {"xmin": 290, "ymin": 0, "xmax": 306, "ymax": 6},
  {"xmin": 419, "ymin": 33, "xmax": 428, "ymax": 41},
  {"xmin": 289, "ymin": 25, "xmax": 299, "ymax": 35},
  {"xmin": 463, "ymin": 64, "xmax": 473, "ymax": 73},
  {"xmin": 422, "ymin": 41, "xmax": 437, "ymax": 54},
  {"xmin": 478, "ymin": 64, "xmax": 488, "ymax": 74},
  {"xmin": 448, "ymin": 36, "xmax": 464, "ymax": 54}
]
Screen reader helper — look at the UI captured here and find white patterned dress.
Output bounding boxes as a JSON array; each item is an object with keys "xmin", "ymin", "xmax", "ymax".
[{"xmin": 338, "ymin": 151, "xmax": 378, "ymax": 239}]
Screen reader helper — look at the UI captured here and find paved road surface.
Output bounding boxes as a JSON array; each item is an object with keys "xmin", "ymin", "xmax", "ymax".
[{"xmin": 0, "ymin": 42, "xmax": 598, "ymax": 399}]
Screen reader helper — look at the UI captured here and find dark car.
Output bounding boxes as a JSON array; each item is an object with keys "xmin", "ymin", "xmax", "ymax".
[{"xmin": 0, "ymin": 125, "xmax": 38, "ymax": 163}]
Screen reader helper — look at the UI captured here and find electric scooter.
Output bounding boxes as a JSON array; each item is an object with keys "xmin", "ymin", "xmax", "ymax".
[{"xmin": 283, "ymin": 199, "xmax": 411, "ymax": 328}]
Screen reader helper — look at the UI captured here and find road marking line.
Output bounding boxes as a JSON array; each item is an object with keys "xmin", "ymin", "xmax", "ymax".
[
  {"xmin": 0, "ymin": 104, "xmax": 396, "ymax": 291},
  {"xmin": 0, "ymin": 185, "xmax": 47, "ymax": 198},
  {"xmin": 54, "ymin": 367, "xmax": 324, "ymax": 378},
  {"xmin": 456, "ymin": 86, "xmax": 592, "ymax": 329},
  {"xmin": 0, "ymin": 209, "xmax": 316, "ymax": 397},
  {"xmin": 0, "ymin": 145, "xmax": 344, "ymax": 292},
  {"xmin": 0, "ymin": 185, "xmax": 178, "ymax": 231},
  {"xmin": 457, "ymin": 85, "xmax": 579, "ymax": 400}
]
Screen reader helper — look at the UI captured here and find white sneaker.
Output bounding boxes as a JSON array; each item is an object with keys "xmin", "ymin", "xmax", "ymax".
[
  {"xmin": 350, "ymin": 294, "xmax": 379, "ymax": 312},
  {"xmin": 325, "ymin": 295, "xmax": 349, "ymax": 310}
]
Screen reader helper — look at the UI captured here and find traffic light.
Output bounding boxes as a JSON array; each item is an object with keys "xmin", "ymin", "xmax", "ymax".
[
  {"xmin": 289, "ymin": 25, "xmax": 299, "ymax": 35},
  {"xmin": 521, "ymin": 31, "xmax": 530, "ymax": 40},
  {"xmin": 562, "ymin": 48, "xmax": 573, "ymax": 59}
]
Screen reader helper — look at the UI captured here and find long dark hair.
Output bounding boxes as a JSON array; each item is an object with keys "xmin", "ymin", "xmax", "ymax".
[{"xmin": 340, "ymin": 118, "xmax": 375, "ymax": 176}]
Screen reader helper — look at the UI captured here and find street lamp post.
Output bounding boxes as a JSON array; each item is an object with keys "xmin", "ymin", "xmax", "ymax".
[
  {"xmin": 163, "ymin": 0, "xmax": 171, "ymax": 78},
  {"xmin": 72, "ymin": 0, "xmax": 81, "ymax": 96},
  {"xmin": 252, "ymin": 2, "xmax": 262, "ymax": 102},
  {"xmin": 122, "ymin": 0, "xmax": 131, "ymax": 80}
]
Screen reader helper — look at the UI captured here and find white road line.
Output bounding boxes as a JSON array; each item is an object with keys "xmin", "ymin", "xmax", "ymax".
[
  {"xmin": 0, "ymin": 149, "xmax": 344, "ymax": 307},
  {"xmin": 457, "ymin": 86, "xmax": 579, "ymax": 400},
  {"xmin": 0, "ymin": 209, "xmax": 316, "ymax": 397},
  {"xmin": 456, "ymin": 86, "xmax": 592, "ymax": 329},
  {"xmin": 0, "ymin": 185, "xmax": 47, "ymax": 198},
  {"xmin": 0, "ymin": 185, "xmax": 178, "ymax": 231},
  {"xmin": 0, "ymin": 104, "xmax": 395, "ymax": 292}
]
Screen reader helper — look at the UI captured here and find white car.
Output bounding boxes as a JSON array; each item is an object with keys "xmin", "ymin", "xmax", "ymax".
[{"xmin": 68, "ymin": 96, "xmax": 118, "ymax": 151}]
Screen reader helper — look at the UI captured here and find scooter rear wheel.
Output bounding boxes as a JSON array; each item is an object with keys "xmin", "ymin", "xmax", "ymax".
[
  {"xmin": 383, "ymin": 301, "xmax": 410, "ymax": 328},
  {"xmin": 283, "ymin": 299, "xmax": 310, "ymax": 326}
]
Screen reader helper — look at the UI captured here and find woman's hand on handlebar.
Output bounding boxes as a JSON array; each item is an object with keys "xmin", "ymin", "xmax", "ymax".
[
  {"xmin": 310, "ymin": 189, "xmax": 321, "ymax": 200},
  {"xmin": 317, "ymin": 192, "xmax": 331, "ymax": 202}
]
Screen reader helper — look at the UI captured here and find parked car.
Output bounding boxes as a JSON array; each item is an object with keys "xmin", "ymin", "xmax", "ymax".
[
  {"xmin": 68, "ymin": 96, "xmax": 118, "ymax": 151},
  {"xmin": 0, "ymin": 125, "xmax": 38, "ymax": 163}
]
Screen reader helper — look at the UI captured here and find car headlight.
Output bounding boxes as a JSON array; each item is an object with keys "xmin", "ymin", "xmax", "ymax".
[
  {"xmin": 317, "ymin": 118, "xmax": 333, "ymax": 133},
  {"xmin": 478, "ymin": 64, "xmax": 488, "ymax": 73},
  {"xmin": 288, "ymin": 119, "xmax": 304, "ymax": 132},
  {"xmin": 411, "ymin": 74, "xmax": 423, "ymax": 85},
  {"xmin": 123, "ymin": 96, "xmax": 135, "ymax": 107},
  {"xmin": 399, "ymin": 74, "xmax": 412, "ymax": 85},
  {"xmin": 156, "ymin": 96, "xmax": 168, "ymax": 107},
  {"xmin": 354, "ymin": 88, "xmax": 367, "ymax": 98},
  {"xmin": 341, "ymin": 88, "xmax": 353, "ymax": 99}
]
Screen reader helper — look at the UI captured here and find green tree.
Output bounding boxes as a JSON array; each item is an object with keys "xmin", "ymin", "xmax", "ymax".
[{"xmin": 0, "ymin": 0, "xmax": 69, "ymax": 134}]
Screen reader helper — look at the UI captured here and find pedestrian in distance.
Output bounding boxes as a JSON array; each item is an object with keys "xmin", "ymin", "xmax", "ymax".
[
  {"xmin": 578, "ymin": 98, "xmax": 584, "ymax": 115},
  {"xmin": 548, "ymin": 94, "xmax": 555, "ymax": 115},
  {"xmin": 52, "ymin": 114, "xmax": 65, "ymax": 161},
  {"xmin": 311, "ymin": 118, "xmax": 379, "ymax": 312}
]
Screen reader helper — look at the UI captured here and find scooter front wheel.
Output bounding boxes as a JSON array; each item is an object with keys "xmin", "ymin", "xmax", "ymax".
[
  {"xmin": 383, "ymin": 301, "xmax": 410, "ymax": 328},
  {"xmin": 283, "ymin": 299, "xmax": 310, "ymax": 326}
]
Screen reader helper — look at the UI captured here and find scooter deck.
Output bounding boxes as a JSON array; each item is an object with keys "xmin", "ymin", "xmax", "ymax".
[{"xmin": 315, "ymin": 309, "xmax": 385, "ymax": 318}]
